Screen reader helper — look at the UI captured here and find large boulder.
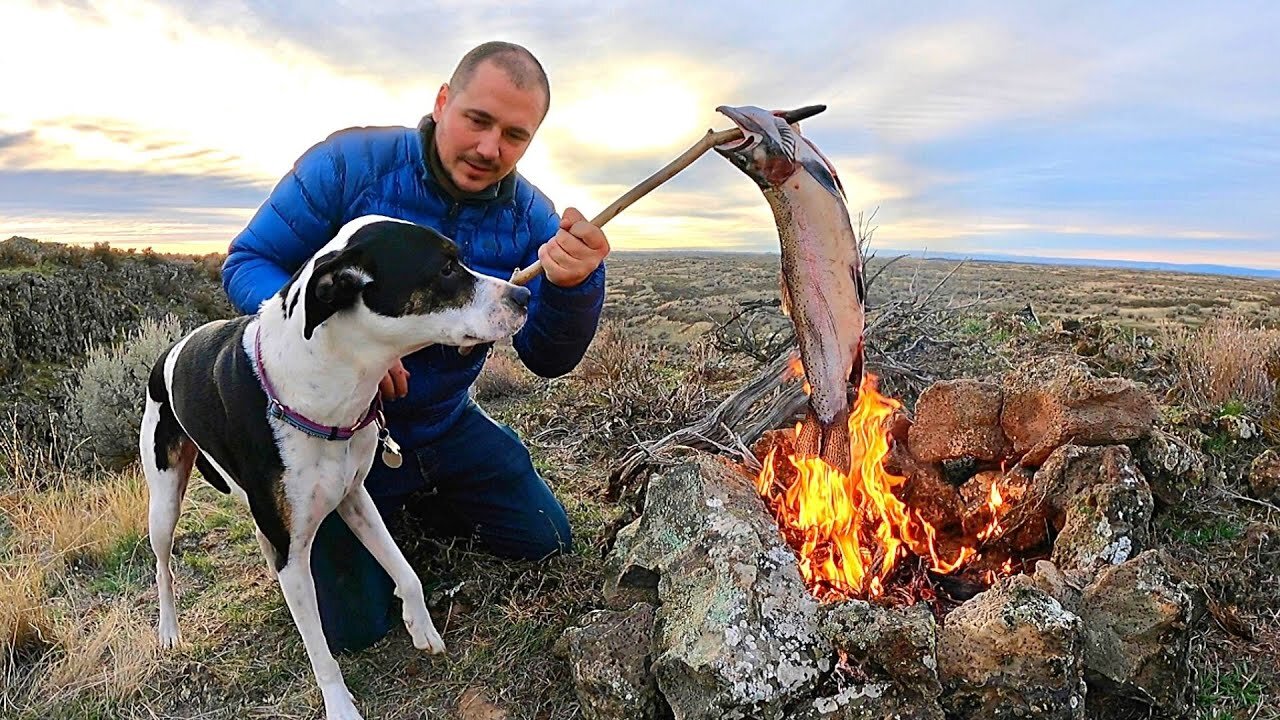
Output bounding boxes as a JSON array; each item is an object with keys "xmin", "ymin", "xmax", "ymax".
[
  {"xmin": 605, "ymin": 457, "xmax": 826, "ymax": 719},
  {"xmin": 1050, "ymin": 457, "xmax": 1154, "ymax": 578},
  {"xmin": 1000, "ymin": 360, "xmax": 1157, "ymax": 467},
  {"xmin": 937, "ymin": 575, "xmax": 1086, "ymax": 720},
  {"xmin": 908, "ymin": 380, "xmax": 1009, "ymax": 463},
  {"xmin": 818, "ymin": 602, "xmax": 945, "ymax": 719},
  {"xmin": 1079, "ymin": 550, "xmax": 1197, "ymax": 715},
  {"xmin": 562, "ymin": 603, "xmax": 662, "ymax": 720},
  {"xmin": 603, "ymin": 456, "xmax": 946, "ymax": 720}
]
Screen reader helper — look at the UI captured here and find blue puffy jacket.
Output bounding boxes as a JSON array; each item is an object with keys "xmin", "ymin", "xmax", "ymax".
[{"xmin": 222, "ymin": 116, "xmax": 606, "ymax": 450}]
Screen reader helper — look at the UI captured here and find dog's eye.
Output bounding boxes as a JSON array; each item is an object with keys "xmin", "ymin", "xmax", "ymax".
[{"xmin": 441, "ymin": 262, "xmax": 456, "ymax": 278}]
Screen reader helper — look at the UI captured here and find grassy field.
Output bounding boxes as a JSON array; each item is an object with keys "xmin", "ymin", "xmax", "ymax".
[{"xmin": 2, "ymin": 251, "xmax": 1279, "ymax": 719}]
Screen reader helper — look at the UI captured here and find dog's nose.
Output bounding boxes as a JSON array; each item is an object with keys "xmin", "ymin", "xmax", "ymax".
[{"xmin": 508, "ymin": 285, "xmax": 531, "ymax": 311}]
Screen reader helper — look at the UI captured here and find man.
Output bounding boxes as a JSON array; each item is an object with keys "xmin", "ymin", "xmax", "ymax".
[{"xmin": 221, "ymin": 41, "xmax": 609, "ymax": 652}]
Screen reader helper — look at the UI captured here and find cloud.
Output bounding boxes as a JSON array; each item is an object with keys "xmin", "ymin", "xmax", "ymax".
[
  {"xmin": 0, "ymin": 167, "xmax": 267, "ymax": 215},
  {"xmin": 3, "ymin": 0, "xmax": 1277, "ymax": 271}
]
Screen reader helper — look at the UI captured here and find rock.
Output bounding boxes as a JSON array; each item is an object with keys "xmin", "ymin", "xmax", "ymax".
[
  {"xmin": 1000, "ymin": 360, "xmax": 1157, "ymax": 466},
  {"xmin": 562, "ymin": 603, "xmax": 661, "ymax": 720},
  {"xmin": 818, "ymin": 601, "xmax": 944, "ymax": 719},
  {"xmin": 1050, "ymin": 461, "xmax": 1154, "ymax": 578},
  {"xmin": 1027, "ymin": 444, "xmax": 1145, "ymax": 520},
  {"xmin": 605, "ymin": 456, "xmax": 827, "ymax": 720},
  {"xmin": 1029, "ymin": 560, "xmax": 1082, "ymax": 615},
  {"xmin": 1133, "ymin": 428, "xmax": 1206, "ymax": 505},
  {"xmin": 457, "ymin": 687, "xmax": 507, "ymax": 720},
  {"xmin": 940, "ymin": 456, "xmax": 979, "ymax": 485},
  {"xmin": 1248, "ymin": 449, "xmax": 1280, "ymax": 503},
  {"xmin": 908, "ymin": 380, "xmax": 1009, "ymax": 463},
  {"xmin": 959, "ymin": 470, "xmax": 1002, "ymax": 509},
  {"xmin": 603, "ymin": 519, "xmax": 659, "ymax": 608},
  {"xmin": 937, "ymin": 575, "xmax": 1086, "ymax": 719},
  {"xmin": 897, "ymin": 463, "xmax": 965, "ymax": 533},
  {"xmin": 1080, "ymin": 550, "xmax": 1196, "ymax": 715}
]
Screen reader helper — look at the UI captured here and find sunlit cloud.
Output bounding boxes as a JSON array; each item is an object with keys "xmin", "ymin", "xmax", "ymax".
[
  {"xmin": 1, "ymin": 0, "xmax": 1276, "ymax": 274},
  {"xmin": 1, "ymin": 0, "xmax": 431, "ymax": 179}
]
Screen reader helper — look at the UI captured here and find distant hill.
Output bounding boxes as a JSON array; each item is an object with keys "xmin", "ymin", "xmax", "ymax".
[
  {"xmin": 608, "ymin": 247, "xmax": 1280, "ymax": 280},
  {"xmin": 872, "ymin": 249, "xmax": 1280, "ymax": 280}
]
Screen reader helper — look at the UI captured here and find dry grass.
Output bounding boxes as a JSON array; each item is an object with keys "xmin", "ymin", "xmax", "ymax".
[
  {"xmin": 36, "ymin": 601, "xmax": 158, "ymax": 707},
  {"xmin": 1165, "ymin": 314, "xmax": 1280, "ymax": 415},
  {"xmin": 0, "ymin": 429, "xmax": 153, "ymax": 715},
  {"xmin": 0, "ymin": 411, "xmax": 83, "ymax": 492},
  {"xmin": 472, "ymin": 349, "xmax": 541, "ymax": 402},
  {"xmin": 0, "ymin": 471, "xmax": 148, "ymax": 569},
  {"xmin": 0, "ymin": 563, "xmax": 53, "ymax": 664}
]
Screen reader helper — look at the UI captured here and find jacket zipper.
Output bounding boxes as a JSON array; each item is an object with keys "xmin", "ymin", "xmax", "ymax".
[{"xmin": 445, "ymin": 202, "xmax": 461, "ymax": 239}]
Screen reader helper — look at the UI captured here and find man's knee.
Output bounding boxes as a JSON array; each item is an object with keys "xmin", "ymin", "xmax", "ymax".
[{"xmin": 525, "ymin": 501, "xmax": 573, "ymax": 560}]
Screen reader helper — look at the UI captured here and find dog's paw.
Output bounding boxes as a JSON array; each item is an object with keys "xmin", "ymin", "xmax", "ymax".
[
  {"xmin": 404, "ymin": 607, "xmax": 446, "ymax": 655},
  {"xmin": 157, "ymin": 621, "xmax": 181, "ymax": 650},
  {"xmin": 320, "ymin": 684, "xmax": 363, "ymax": 720}
]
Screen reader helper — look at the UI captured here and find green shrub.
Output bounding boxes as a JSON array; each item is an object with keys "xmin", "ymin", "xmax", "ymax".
[{"xmin": 68, "ymin": 314, "xmax": 186, "ymax": 469}]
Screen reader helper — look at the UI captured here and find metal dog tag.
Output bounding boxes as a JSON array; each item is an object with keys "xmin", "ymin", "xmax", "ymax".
[{"xmin": 380, "ymin": 430, "xmax": 403, "ymax": 469}]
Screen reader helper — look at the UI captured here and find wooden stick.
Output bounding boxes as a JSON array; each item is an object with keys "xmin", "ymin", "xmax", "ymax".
[{"xmin": 510, "ymin": 104, "xmax": 827, "ymax": 286}]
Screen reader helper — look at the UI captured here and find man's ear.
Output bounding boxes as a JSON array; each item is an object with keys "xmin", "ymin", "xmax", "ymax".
[
  {"xmin": 433, "ymin": 83, "xmax": 449, "ymax": 118},
  {"xmin": 303, "ymin": 250, "xmax": 372, "ymax": 340}
]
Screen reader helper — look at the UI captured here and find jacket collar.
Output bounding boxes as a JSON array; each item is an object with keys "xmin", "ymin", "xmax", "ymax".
[{"xmin": 417, "ymin": 115, "xmax": 518, "ymax": 206}]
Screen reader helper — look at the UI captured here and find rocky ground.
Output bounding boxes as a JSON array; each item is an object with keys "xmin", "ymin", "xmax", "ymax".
[{"xmin": 1, "ymin": 242, "xmax": 1277, "ymax": 719}]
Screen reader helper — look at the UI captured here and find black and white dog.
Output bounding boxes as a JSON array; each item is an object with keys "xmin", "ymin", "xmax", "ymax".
[{"xmin": 139, "ymin": 215, "xmax": 530, "ymax": 720}]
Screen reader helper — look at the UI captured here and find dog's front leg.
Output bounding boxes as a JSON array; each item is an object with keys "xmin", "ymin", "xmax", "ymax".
[
  {"xmin": 337, "ymin": 485, "xmax": 446, "ymax": 654},
  {"xmin": 277, "ymin": 504, "xmax": 364, "ymax": 720}
]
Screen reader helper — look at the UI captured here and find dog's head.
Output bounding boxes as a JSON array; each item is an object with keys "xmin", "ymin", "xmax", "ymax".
[{"xmin": 284, "ymin": 216, "xmax": 530, "ymax": 349}]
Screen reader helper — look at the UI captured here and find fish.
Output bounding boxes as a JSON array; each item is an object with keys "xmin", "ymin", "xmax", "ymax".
[{"xmin": 713, "ymin": 105, "xmax": 866, "ymax": 474}]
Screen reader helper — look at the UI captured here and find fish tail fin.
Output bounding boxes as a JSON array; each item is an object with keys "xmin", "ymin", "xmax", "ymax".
[
  {"xmin": 798, "ymin": 406, "xmax": 853, "ymax": 475},
  {"xmin": 818, "ymin": 408, "xmax": 853, "ymax": 475},
  {"xmin": 795, "ymin": 406, "xmax": 823, "ymax": 460}
]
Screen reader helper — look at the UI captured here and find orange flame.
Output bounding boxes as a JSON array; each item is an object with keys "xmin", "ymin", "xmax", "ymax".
[{"xmin": 757, "ymin": 372, "xmax": 1012, "ymax": 600}]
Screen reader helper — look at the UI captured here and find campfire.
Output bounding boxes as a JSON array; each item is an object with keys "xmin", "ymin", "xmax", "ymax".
[
  {"xmin": 579, "ymin": 357, "xmax": 1199, "ymax": 720},
  {"xmin": 753, "ymin": 371, "xmax": 1020, "ymax": 605}
]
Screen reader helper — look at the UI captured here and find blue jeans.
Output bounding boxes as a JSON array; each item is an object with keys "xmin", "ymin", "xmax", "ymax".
[{"xmin": 309, "ymin": 400, "xmax": 573, "ymax": 652}]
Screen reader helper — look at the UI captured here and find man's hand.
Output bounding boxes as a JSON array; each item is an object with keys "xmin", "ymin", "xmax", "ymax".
[
  {"xmin": 538, "ymin": 207, "xmax": 610, "ymax": 288},
  {"xmin": 380, "ymin": 359, "xmax": 410, "ymax": 401}
]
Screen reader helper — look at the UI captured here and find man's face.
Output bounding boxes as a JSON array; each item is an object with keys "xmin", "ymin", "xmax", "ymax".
[{"xmin": 433, "ymin": 60, "xmax": 546, "ymax": 193}]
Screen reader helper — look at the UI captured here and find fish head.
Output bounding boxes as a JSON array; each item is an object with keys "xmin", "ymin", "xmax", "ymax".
[{"xmin": 714, "ymin": 105, "xmax": 844, "ymax": 198}]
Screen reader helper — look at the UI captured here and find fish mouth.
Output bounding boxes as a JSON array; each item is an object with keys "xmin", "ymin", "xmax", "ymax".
[
  {"xmin": 713, "ymin": 105, "xmax": 770, "ymax": 155},
  {"xmin": 713, "ymin": 104, "xmax": 803, "ymax": 188}
]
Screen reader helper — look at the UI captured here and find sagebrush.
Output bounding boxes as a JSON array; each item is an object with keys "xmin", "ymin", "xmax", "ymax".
[{"xmin": 68, "ymin": 314, "xmax": 187, "ymax": 469}]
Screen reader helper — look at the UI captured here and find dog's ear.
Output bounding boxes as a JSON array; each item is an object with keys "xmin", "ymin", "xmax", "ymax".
[{"xmin": 303, "ymin": 249, "xmax": 372, "ymax": 340}]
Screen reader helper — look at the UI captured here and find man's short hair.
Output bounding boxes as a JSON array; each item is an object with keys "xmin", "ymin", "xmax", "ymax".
[{"xmin": 449, "ymin": 41, "xmax": 550, "ymax": 117}]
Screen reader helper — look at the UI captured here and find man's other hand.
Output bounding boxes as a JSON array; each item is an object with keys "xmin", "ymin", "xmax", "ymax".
[
  {"xmin": 538, "ymin": 207, "xmax": 610, "ymax": 288},
  {"xmin": 380, "ymin": 359, "xmax": 410, "ymax": 401}
]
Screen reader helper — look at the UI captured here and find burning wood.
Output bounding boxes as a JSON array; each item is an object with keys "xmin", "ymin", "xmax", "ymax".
[{"xmin": 752, "ymin": 373, "xmax": 1016, "ymax": 603}]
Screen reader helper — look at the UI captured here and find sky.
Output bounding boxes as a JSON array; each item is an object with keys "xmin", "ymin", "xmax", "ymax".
[{"xmin": 2, "ymin": 1, "xmax": 1278, "ymax": 270}]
